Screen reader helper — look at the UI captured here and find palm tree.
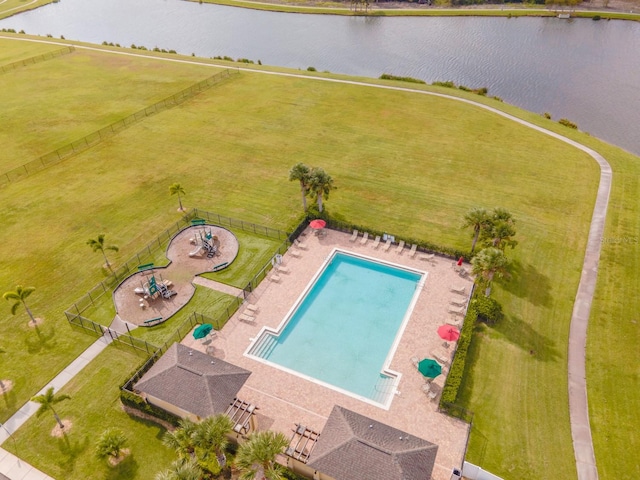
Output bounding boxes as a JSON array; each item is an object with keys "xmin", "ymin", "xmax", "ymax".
[
  {"xmin": 32, "ymin": 386, "xmax": 71, "ymax": 429},
  {"xmin": 163, "ymin": 418, "xmax": 199, "ymax": 461},
  {"xmin": 462, "ymin": 208, "xmax": 490, "ymax": 253},
  {"xmin": 3, "ymin": 285, "xmax": 38, "ymax": 325},
  {"xmin": 307, "ymin": 167, "xmax": 336, "ymax": 213},
  {"xmin": 193, "ymin": 414, "xmax": 234, "ymax": 468},
  {"xmin": 288, "ymin": 163, "xmax": 311, "ymax": 211},
  {"xmin": 471, "ymin": 247, "xmax": 511, "ymax": 297},
  {"xmin": 481, "ymin": 208, "xmax": 517, "ymax": 250},
  {"xmin": 87, "ymin": 234, "xmax": 119, "ymax": 272},
  {"xmin": 169, "ymin": 183, "xmax": 186, "ymax": 212},
  {"xmin": 95, "ymin": 428, "xmax": 129, "ymax": 463},
  {"xmin": 155, "ymin": 459, "xmax": 202, "ymax": 480},
  {"xmin": 235, "ymin": 430, "xmax": 289, "ymax": 480}
]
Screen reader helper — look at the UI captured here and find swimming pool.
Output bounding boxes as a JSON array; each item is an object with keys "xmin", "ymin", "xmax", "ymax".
[{"xmin": 247, "ymin": 250, "xmax": 425, "ymax": 408}]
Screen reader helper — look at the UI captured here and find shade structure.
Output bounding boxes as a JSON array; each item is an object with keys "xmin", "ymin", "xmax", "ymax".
[
  {"xmin": 437, "ymin": 325, "xmax": 460, "ymax": 342},
  {"xmin": 193, "ymin": 323, "xmax": 213, "ymax": 339},
  {"xmin": 418, "ymin": 358, "xmax": 442, "ymax": 378},
  {"xmin": 309, "ymin": 219, "xmax": 327, "ymax": 230}
]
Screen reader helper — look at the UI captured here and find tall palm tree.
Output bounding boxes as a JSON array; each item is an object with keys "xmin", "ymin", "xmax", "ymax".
[
  {"xmin": 87, "ymin": 234, "xmax": 119, "ymax": 272},
  {"xmin": 169, "ymin": 183, "xmax": 186, "ymax": 212},
  {"xmin": 193, "ymin": 414, "xmax": 234, "ymax": 468},
  {"xmin": 163, "ymin": 418, "xmax": 199, "ymax": 461},
  {"xmin": 155, "ymin": 459, "xmax": 202, "ymax": 480},
  {"xmin": 471, "ymin": 247, "xmax": 511, "ymax": 297},
  {"xmin": 32, "ymin": 386, "xmax": 71, "ymax": 429},
  {"xmin": 288, "ymin": 163, "xmax": 311, "ymax": 211},
  {"xmin": 307, "ymin": 167, "xmax": 336, "ymax": 213},
  {"xmin": 480, "ymin": 208, "xmax": 517, "ymax": 250},
  {"xmin": 235, "ymin": 430, "xmax": 289, "ymax": 480},
  {"xmin": 462, "ymin": 208, "xmax": 490, "ymax": 253},
  {"xmin": 95, "ymin": 428, "xmax": 128, "ymax": 463},
  {"xmin": 3, "ymin": 285, "xmax": 38, "ymax": 325}
]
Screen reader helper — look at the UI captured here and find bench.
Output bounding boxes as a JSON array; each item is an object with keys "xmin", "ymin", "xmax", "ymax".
[
  {"xmin": 212, "ymin": 262, "xmax": 228, "ymax": 272},
  {"xmin": 138, "ymin": 263, "xmax": 155, "ymax": 271},
  {"xmin": 191, "ymin": 219, "xmax": 206, "ymax": 226},
  {"xmin": 143, "ymin": 317, "xmax": 163, "ymax": 325}
]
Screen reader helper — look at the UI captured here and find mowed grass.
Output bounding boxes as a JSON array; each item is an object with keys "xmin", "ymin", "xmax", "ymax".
[
  {"xmin": 0, "ymin": 36, "xmax": 65, "ymax": 64},
  {"xmin": 0, "ymin": 40, "xmax": 219, "ymax": 170},
  {"xmin": 0, "ymin": 39, "xmax": 636, "ymax": 478},
  {"xmin": 0, "ymin": 0, "xmax": 54, "ymax": 19}
]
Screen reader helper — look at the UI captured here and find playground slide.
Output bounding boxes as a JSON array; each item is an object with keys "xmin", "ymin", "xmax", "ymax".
[{"xmin": 189, "ymin": 245, "xmax": 203, "ymax": 257}]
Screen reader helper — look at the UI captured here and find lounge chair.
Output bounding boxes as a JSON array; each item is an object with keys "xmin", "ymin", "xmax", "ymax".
[
  {"xmin": 450, "ymin": 298, "xmax": 466, "ymax": 307},
  {"xmin": 245, "ymin": 303, "xmax": 258, "ymax": 313},
  {"xmin": 289, "ymin": 249, "xmax": 301, "ymax": 258},
  {"xmin": 428, "ymin": 388, "xmax": 439, "ymax": 400},
  {"xmin": 371, "ymin": 235, "xmax": 381, "ymax": 249},
  {"xmin": 360, "ymin": 232, "xmax": 369, "ymax": 245},
  {"xmin": 420, "ymin": 253, "xmax": 435, "ymax": 262},
  {"xmin": 448, "ymin": 305, "xmax": 465, "ymax": 315},
  {"xmin": 349, "ymin": 229, "xmax": 359, "ymax": 242},
  {"xmin": 270, "ymin": 273, "xmax": 282, "ymax": 283},
  {"xmin": 239, "ymin": 313, "xmax": 255, "ymax": 323},
  {"xmin": 450, "ymin": 286, "xmax": 466, "ymax": 295},
  {"xmin": 382, "ymin": 238, "xmax": 392, "ymax": 251},
  {"xmin": 408, "ymin": 244, "xmax": 418, "ymax": 258},
  {"xmin": 294, "ymin": 239, "xmax": 307, "ymax": 249},
  {"xmin": 446, "ymin": 317, "xmax": 463, "ymax": 328},
  {"xmin": 431, "ymin": 350, "xmax": 450, "ymax": 366},
  {"xmin": 411, "ymin": 356, "xmax": 419, "ymax": 368},
  {"xmin": 421, "ymin": 383, "xmax": 432, "ymax": 394},
  {"xmin": 395, "ymin": 240, "xmax": 405, "ymax": 254},
  {"xmin": 276, "ymin": 265, "xmax": 290, "ymax": 274}
]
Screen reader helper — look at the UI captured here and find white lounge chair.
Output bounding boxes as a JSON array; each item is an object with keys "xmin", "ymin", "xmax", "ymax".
[
  {"xmin": 360, "ymin": 232, "xmax": 369, "ymax": 245},
  {"xmin": 382, "ymin": 238, "xmax": 392, "ymax": 251},
  {"xmin": 245, "ymin": 303, "xmax": 258, "ymax": 313},
  {"xmin": 396, "ymin": 240, "xmax": 405, "ymax": 254},
  {"xmin": 420, "ymin": 253, "xmax": 435, "ymax": 262},
  {"xmin": 349, "ymin": 229, "xmax": 359, "ymax": 242},
  {"xmin": 276, "ymin": 265, "xmax": 290, "ymax": 274},
  {"xmin": 239, "ymin": 313, "xmax": 255, "ymax": 323},
  {"xmin": 371, "ymin": 235, "xmax": 381, "ymax": 249},
  {"xmin": 421, "ymin": 383, "xmax": 432, "ymax": 394},
  {"xmin": 270, "ymin": 273, "xmax": 281, "ymax": 283},
  {"xmin": 289, "ymin": 249, "xmax": 301, "ymax": 258},
  {"xmin": 446, "ymin": 317, "xmax": 463, "ymax": 328},
  {"xmin": 448, "ymin": 305, "xmax": 465, "ymax": 315},
  {"xmin": 409, "ymin": 244, "xmax": 417, "ymax": 258},
  {"xmin": 450, "ymin": 298, "xmax": 466, "ymax": 307},
  {"xmin": 450, "ymin": 286, "xmax": 466, "ymax": 295},
  {"xmin": 294, "ymin": 239, "xmax": 307, "ymax": 250}
]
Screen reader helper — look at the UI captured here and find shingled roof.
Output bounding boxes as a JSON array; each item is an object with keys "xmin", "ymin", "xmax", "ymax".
[
  {"xmin": 134, "ymin": 343, "xmax": 251, "ymax": 418},
  {"xmin": 307, "ymin": 406, "xmax": 438, "ymax": 480}
]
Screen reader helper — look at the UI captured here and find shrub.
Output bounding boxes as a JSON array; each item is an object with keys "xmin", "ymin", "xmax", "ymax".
[
  {"xmin": 470, "ymin": 294, "xmax": 504, "ymax": 325},
  {"xmin": 19, "ymin": 30, "xmax": 25, "ymax": 34},
  {"xmin": 440, "ymin": 306, "xmax": 476, "ymax": 407},
  {"xmin": 307, "ymin": 66, "xmax": 317, "ymax": 72},
  {"xmin": 492, "ymin": 96, "xmax": 503, "ymax": 102},
  {"xmin": 120, "ymin": 389, "xmax": 180, "ymax": 427},
  {"xmin": 559, "ymin": 118, "xmax": 578, "ymax": 129},
  {"xmin": 543, "ymin": 112, "xmax": 552, "ymax": 119},
  {"xmin": 237, "ymin": 58, "xmax": 255, "ymax": 64},
  {"xmin": 379, "ymin": 73, "xmax": 426, "ymax": 84},
  {"xmin": 458, "ymin": 85, "xmax": 471, "ymax": 92},
  {"xmin": 432, "ymin": 80, "xmax": 456, "ymax": 88},
  {"xmin": 593, "ymin": 15, "xmax": 601, "ymax": 20}
]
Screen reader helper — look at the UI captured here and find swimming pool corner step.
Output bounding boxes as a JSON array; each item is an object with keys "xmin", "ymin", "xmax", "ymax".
[{"xmin": 251, "ymin": 334, "xmax": 278, "ymax": 358}]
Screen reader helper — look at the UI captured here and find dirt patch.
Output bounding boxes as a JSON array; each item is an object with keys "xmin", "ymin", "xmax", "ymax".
[
  {"xmin": 107, "ymin": 448, "xmax": 131, "ymax": 467},
  {"xmin": 0, "ymin": 380, "xmax": 13, "ymax": 395},
  {"xmin": 51, "ymin": 419, "xmax": 72, "ymax": 437},
  {"xmin": 27, "ymin": 317, "xmax": 44, "ymax": 328}
]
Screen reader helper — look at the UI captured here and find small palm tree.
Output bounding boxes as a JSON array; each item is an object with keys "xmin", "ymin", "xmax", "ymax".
[
  {"xmin": 163, "ymin": 418, "xmax": 199, "ymax": 461},
  {"xmin": 235, "ymin": 430, "xmax": 289, "ymax": 480},
  {"xmin": 462, "ymin": 207, "xmax": 490, "ymax": 253},
  {"xmin": 155, "ymin": 458, "xmax": 202, "ymax": 480},
  {"xmin": 471, "ymin": 247, "xmax": 511, "ymax": 297},
  {"xmin": 32, "ymin": 386, "xmax": 70, "ymax": 429},
  {"xmin": 194, "ymin": 414, "xmax": 234, "ymax": 468},
  {"xmin": 307, "ymin": 167, "xmax": 336, "ymax": 213},
  {"xmin": 3, "ymin": 285, "xmax": 38, "ymax": 325},
  {"xmin": 95, "ymin": 428, "xmax": 129, "ymax": 464},
  {"xmin": 169, "ymin": 183, "xmax": 186, "ymax": 212},
  {"xmin": 87, "ymin": 234, "xmax": 119, "ymax": 272},
  {"xmin": 288, "ymin": 163, "xmax": 311, "ymax": 211}
]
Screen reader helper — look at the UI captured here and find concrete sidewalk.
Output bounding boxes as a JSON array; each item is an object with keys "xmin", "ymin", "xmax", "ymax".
[{"xmin": 0, "ymin": 336, "xmax": 112, "ymax": 479}]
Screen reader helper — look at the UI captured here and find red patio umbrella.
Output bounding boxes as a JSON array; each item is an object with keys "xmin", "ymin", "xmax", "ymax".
[
  {"xmin": 438, "ymin": 325, "xmax": 460, "ymax": 342},
  {"xmin": 309, "ymin": 219, "xmax": 326, "ymax": 230}
]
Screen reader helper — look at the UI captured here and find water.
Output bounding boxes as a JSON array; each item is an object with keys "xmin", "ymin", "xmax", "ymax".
[
  {"xmin": 2, "ymin": 0, "xmax": 640, "ymax": 155},
  {"xmin": 249, "ymin": 252, "xmax": 422, "ymax": 405}
]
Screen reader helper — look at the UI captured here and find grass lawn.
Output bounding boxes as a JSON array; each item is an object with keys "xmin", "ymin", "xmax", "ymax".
[
  {"xmin": 4, "ymin": 345, "xmax": 176, "ymax": 480},
  {"xmin": 0, "ymin": 38, "xmax": 637, "ymax": 479},
  {"xmin": 0, "ymin": 36, "xmax": 65, "ymax": 64},
  {"xmin": 0, "ymin": 0, "xmax": 55, "ymax": 20}
]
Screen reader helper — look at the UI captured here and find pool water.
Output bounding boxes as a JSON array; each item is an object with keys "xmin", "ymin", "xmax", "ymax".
[{"xmin": 248, "ymin": 251, "xmax": 423, "ymax": 407}]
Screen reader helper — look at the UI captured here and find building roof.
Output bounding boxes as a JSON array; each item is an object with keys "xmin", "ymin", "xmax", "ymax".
[
  {"xmin": 307, "ymin": 406, "xmax": 438, "ymax": 480},
  {"xmin": 134, "ymin": 343, "xmax": 251, "ymax": 418}
]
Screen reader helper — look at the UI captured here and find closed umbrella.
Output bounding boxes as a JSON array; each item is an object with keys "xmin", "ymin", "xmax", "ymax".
[
  {"xmin": 193, "ymin": 323, "xmax": 213, "ymax": 339},
  {"xmin": 418, "ymin": 358, "xmax": 442, "ymax": 378},
  {"xmin": 438, "ymin": 325, "xmax": 460, "ymax": 342}
]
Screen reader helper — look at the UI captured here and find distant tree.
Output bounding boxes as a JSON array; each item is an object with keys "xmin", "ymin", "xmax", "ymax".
[
  {"xmin": 307, "ymin": 167, "xmax": 336, "ymax": 213},
  {"xmin": 87, "ymin": 234, "xmax": 119, "ymax": 272},
  {"xmin": 471, "ymin": 247, "xmax": 510, "ymax": 297},
  {"xmin": 95, "ymin": 428, "xmax": 129, "ymax": 464},
  {"xmin": 462, "ymin": 208, "xmax": 490, "ymax": 253},
  {"xmin": 169, "ymin": 183, "xmax": 186, "ymax": 212},
  {"xmin": 235, "ymin": 430, "xmax": 289, "ymax": 480},
  {"xmin": 32, "ymin": 386, "xmax": 71, "ymax": 429},
  {"xmin": 155, "ymin": 459, "xmax": 202, "ymax": 480},
  {"xmin": 3, "ymin": 285, "xmax": 38, "ymax": 325},
  {"xmin": 288, "ymin": 163, "xmax": 311, "ymax": 211}
]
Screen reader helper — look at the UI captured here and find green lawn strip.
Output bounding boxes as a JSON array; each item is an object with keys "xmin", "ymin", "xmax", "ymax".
[
  {"xmin": 0, "ymin": 46, "xmax": 218, "ymax": 171},
  {"xmin": 129, "ymin": 286, "xmax": 238, "ymax": 346},
  {"xmin": 3, "ymin": 344, "xmax": 175, "ymax": 480},
  {"xmin": 0, "ymin": 0, "xmax": 55, "ymax": 20},
  {"xmin": 0, "ymin": 37, "xmax": 66, "ymax": 64}
]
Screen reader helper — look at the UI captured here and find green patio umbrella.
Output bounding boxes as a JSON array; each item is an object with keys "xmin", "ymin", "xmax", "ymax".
[
  {"xmin": 418, "ymin": 358, "xmax": 442, "ymax": 378},
  {"xmin": 193, "ymin": 323, "xmax": 213, "ymax": 339}
]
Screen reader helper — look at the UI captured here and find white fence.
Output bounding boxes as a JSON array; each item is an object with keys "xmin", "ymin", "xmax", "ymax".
[{"xmin": 461, "ymin": 461, "xmax": 503, "ymax": 480}]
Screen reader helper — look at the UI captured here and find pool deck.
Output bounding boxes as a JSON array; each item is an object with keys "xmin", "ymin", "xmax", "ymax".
[{"xmin": 181, "ymin": 227, "xmax": 473, "ymax": 480}]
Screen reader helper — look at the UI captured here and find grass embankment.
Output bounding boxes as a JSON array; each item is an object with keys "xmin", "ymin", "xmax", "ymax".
[
  {"xmin": 0, "ymin": 37, "xmax": 637, "ymax": 478},
  {"xmin": 0, "ymin": 0, "xmax": 54, "ymax": 20}
]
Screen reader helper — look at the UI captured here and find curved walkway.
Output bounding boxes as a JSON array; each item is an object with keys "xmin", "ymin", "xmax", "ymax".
[{"xmin": 0, "ymin": 36, "xmax": 609, "ymax": 479}]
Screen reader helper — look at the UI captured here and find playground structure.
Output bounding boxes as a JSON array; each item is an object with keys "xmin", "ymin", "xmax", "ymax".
[
  {"xmin": 189, "ymin": 227, "xmax": 219, "ymax": 259},
  {"xmin": 133, "ymin": 271, "xmax": 177, "ymax": 300}
]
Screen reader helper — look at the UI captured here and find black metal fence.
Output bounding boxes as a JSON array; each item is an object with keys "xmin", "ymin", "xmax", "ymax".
[
  {"xmin": 0, "ymin": 46, "xmax": 75, "ymax": 75},
  {"xmin": 0, "ymin": 69, "xmax": 238, "ymax": 186}
]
